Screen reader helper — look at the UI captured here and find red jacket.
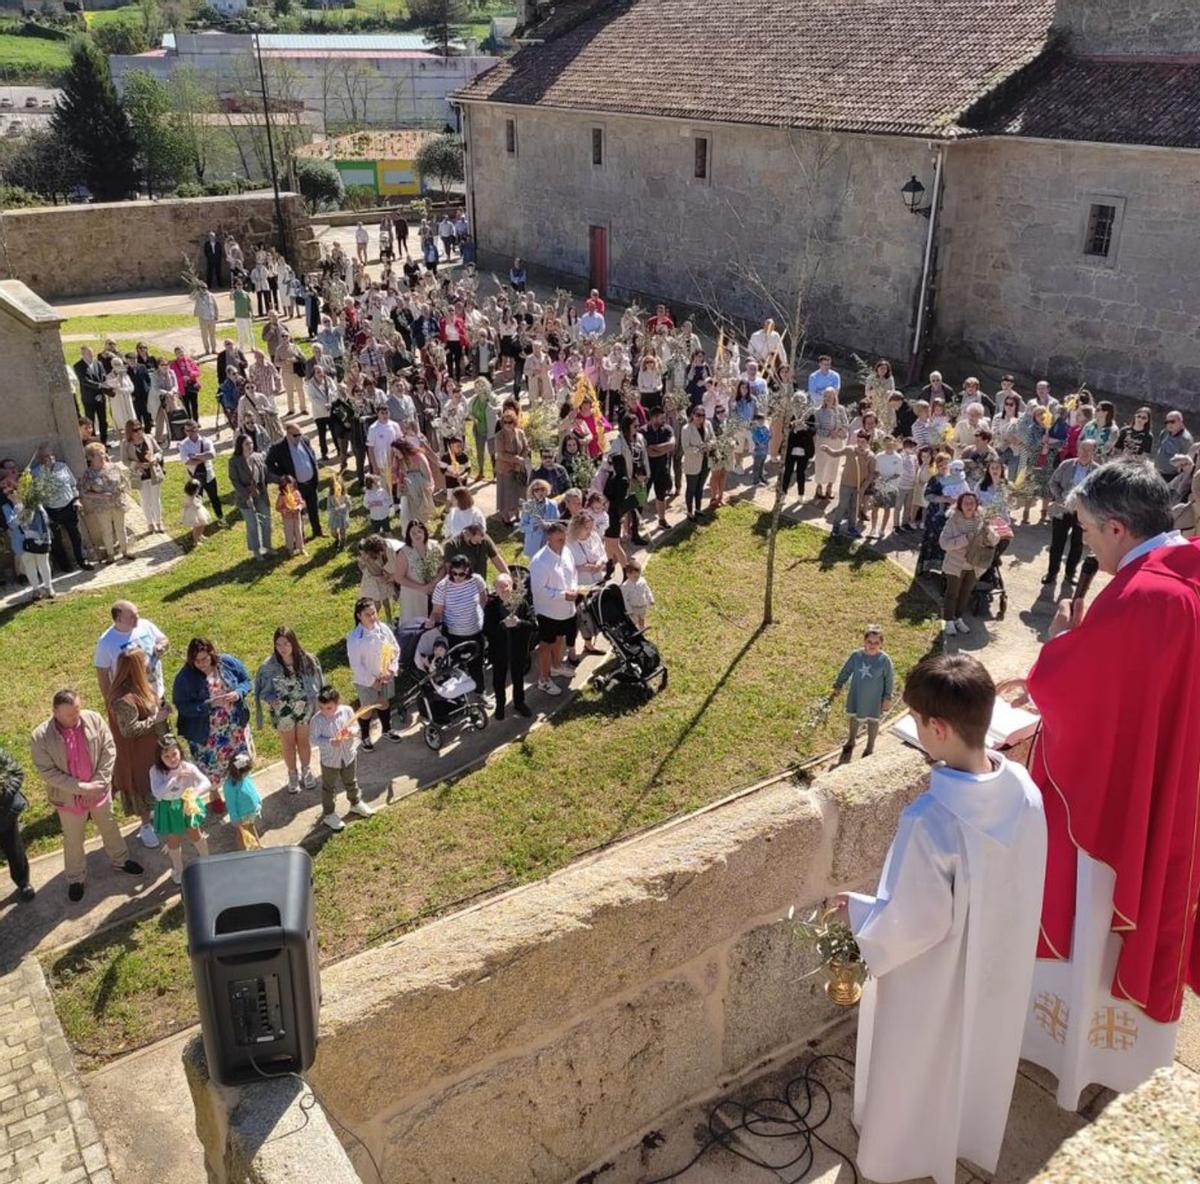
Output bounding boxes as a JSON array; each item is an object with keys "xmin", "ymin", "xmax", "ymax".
[
  {"xmin": 439, "ymin": 315, "xmax": 469, "ymax": 347},
  {"xmin": 169, "ymin": 356, "xmax": 200, "ymax": 393}
]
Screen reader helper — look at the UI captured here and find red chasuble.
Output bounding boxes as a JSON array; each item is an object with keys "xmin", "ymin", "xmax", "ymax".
[{"xmin": 1027, "ymin": 538, "xmax": 1200, "ymax": 1023}]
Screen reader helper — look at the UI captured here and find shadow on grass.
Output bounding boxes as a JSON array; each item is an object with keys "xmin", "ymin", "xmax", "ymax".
[{"xmin": 159, "ymin": 551, "xmax": 274, "ymax": 602}]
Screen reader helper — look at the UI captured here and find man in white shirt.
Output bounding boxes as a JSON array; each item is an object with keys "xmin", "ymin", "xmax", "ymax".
[
  {"xmin": 354, "ymin": 221, "xmax": 369, "ymax": 264},
  {"xmin": 94, "ymin": 599, "xmax": 169, "ymax": 700},
  {"xmin": 366, "ymin": 405, "xmax": 401, "ymax": 482},
  {"xmin": 748, "ymin": 318, "xmax": 783, "ymax": 374},
  {"xmin": 528, "ymin": 522, "xmax": 578, "ymax": 696},
  {"xmin": 249, "ymin": 261, "xmax": 271, "ymax": 317},
  {"xmin": 438, "ymin": 216, "xmax": 456, "ymax": 259},
  {"xmin": 192, "ymin": 283, "xmax": 220, "ymax": 357},
  {"xmin": 178, "ymin": 420, "xmax": 224, "ymax": 519},
  {"xmin": 579, "ymin": 298, "xmax": 606, "ymax": 336}
]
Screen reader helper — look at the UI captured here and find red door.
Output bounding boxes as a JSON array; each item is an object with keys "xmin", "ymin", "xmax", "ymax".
[{"xmin": 589, "ymin": 225, "xmax": 608, "ymax": 297}]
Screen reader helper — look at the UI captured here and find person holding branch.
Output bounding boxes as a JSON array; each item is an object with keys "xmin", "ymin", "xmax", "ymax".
[{"xmin": 1001, "ymin": 459, "xmax": 1200, "ymax": 1109}]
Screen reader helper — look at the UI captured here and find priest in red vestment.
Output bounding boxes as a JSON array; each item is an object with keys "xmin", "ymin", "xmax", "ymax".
[{"xmin": 1009, "ymin": 459, "xmax": 1200, "ymax": 1109}]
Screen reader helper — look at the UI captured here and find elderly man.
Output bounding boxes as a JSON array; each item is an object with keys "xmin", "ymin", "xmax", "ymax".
[
  {"xmin": 266, "ymin": 423, "xmax": 323, "ymax": 538},
  {"xmin": 1042, "ymin": 438, "xmax": 1098, "ymax": 590},
  {"xmin": 482, "ymin": 571, "xmax": 534, "ymax": 721},
  {"xmin": 192, "ymin": 282, "xmax": 220, "ymax": 357},
  {"xmin": 30, "ymin": 443, "xmax": 94, "ymax": 572},
  {"xmin": 30, "ymin": 689, "xmax": 144, "ymax": 902},
  {"xmin": 73, "ymin": 346, "xmax": 109, "ymax": 444},
  {"xmin": 1006, "ymin": 460, "xmax": 1200, "ymax": 1108},
  {"xmin": 1154, "ymin": 410, "xmax": 1193, "ymax": 483}
]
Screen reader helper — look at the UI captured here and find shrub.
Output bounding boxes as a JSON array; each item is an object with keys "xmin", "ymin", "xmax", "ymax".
[
  {"xmin": 0, "ymin": 183, "xmax": 46, "ymax": 209},
  {"xmin": 202, "ymin": 180, "xmax": 237, "ymax": 196},
  {"xmin": 174, "ymin": 181, "xmax": 204, "ymax": 197},
  {"xmin": 341, "ymin": 183, "xmax": 377, "ymax": 211},
  {"xmin": 295, "ymin": 155, "xmax": 343, "ymax": 213}
]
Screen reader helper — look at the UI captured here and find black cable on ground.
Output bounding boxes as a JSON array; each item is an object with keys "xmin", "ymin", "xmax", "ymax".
[
  {"xmin": 644, "ymin": 1053, "xmax": 860, "ymax": 1184},
  {"xmin": 247, "ymin": 1052, "xmax": 385, "ymax": 1184}
]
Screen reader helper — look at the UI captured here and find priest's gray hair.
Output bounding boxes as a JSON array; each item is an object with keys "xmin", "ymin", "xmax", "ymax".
[{"xmin": 1066, "ymin": 459, "xmax": 1173, "ymax": 541}]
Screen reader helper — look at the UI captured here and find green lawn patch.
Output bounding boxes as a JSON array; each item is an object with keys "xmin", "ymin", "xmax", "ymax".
[
  {"xmin": 42, "ymin": 502, "xmax": 936, "ymax": 1060},
  {"xmin": 0, "ymin": 32, "xmax": 71, "ymax": 79},
  {"xmin": 60, "ymin": 313, "xmax": 196, "ymax": 338}
]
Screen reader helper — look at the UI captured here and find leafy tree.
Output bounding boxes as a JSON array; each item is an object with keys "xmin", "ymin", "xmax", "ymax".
[
  {"xmin": 90, "ymin": 20, "xmax": 151, "ymax": 56},
  {"xmin": 123, "ymin": 70, "xmax": 191, "ymax": 198},
  {"xmin": 168, "ymin": 65, "xmax": 219, "ymax": 183},
  {"xmin": 408, "ymin": 0, "xmax": 469, "ymax": 56},
  {"xmin": 0, "ymin": 126, "xmax": 83, "ymax": 203},
  {"xmin": 295, "ymin": 156, "xmax": 344, "ymax": 213},
  {"xmin": 51, "ymin": 39, "xmax": 138, "ymax": 202},
  {"xmin": 414, "ymin": 133, "xmax": 464, "ymax": 196}
]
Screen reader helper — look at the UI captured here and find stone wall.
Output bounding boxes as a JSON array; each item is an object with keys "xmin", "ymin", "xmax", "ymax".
[
  {"xmin": 0, "ymin": 193, "xmax": 311, "ymax": 300},
  {"xmin": 464, "ymin": 103, "xmax": 934, "ymax": 360},
  {"xmin": 936, "ymin": 138, "xmax": 1200, "ymax": 410},
  {"xmin": 281, "ymin": 747, "xmax": 930, "ymax": 1183},
  {"xmin": 1053, "ymin": 0, "xmax": 1200, "ymax": 55},
  {"xmin": 0, "ymin": 281, "xmax": 81, "ymax": 475}
]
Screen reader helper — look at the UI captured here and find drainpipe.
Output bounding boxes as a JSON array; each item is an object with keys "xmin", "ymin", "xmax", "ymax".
[{"xmin": 907, "ymin": 144, "xmax": 945, "ymax": 384}]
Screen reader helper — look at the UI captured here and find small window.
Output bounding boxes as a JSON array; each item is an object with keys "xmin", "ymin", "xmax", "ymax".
[
  {"xmin": 1084, "ymin": 203, "xmax": 1117, "ymax": 257},
  {"xmin": 505, "ymin": 118, "xmax": 517, "ymax": 155},
  {"xmin": 693, "ymin": 136, "xmax": 710, "ymax": 181},
  {"xmin": 591, "ymin": 127, "xmax": 604, "ymax": 167}
]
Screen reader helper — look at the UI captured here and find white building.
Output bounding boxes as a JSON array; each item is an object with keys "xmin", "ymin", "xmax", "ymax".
[{"xmin": 108, "ymin": 33, "xmax": 498, "ymax": 131}]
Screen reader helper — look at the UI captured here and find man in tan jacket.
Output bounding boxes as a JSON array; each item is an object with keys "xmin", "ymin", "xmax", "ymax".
[{"xmin": 30, "ymin": 689, "xmax": 143, "ymax": 903}]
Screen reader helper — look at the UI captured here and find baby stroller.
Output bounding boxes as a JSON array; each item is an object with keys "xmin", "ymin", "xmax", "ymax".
[
  {"xmin": 969, "ymin": 538, "xmax": 1010, "ymax": 620},
  {"xmin": 582, "ymin": 583, "xmax": 668, "ymax": 695},
  {"xmin": 394, "ymin": 627, "xmax": 488, "ymax": 750}
]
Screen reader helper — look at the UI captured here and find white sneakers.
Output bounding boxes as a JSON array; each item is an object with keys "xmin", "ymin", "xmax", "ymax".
[
  {"xmin": 286, "ymin": 772, "xmax": 301, "ymax": 794},
  {"xmin": 325, "ymin": 801, "xmax": 377, "ymax": 831},
  {"xmin": 138, "ymin": 823, "xmax": 160, "ymax": 849},
  {"xmin": 537, "ymin": 679, "xmax": 563, "ymax": 696},
  {"xmin": 302, "ymin": 769, "xmax": 318, "ymax": 790}
]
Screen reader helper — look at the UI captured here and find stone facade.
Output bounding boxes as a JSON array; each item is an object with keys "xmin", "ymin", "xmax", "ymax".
[
  {"xmin": 937, "ymin": 138, "xmax": 1200, "ymax": 408},
  {"xmin": 292, "ymin": 747, "xmax": 929, "ymax": 1182},
  {"xmin": 0, "ymin": 193, "xmax": 310, "ymax": 300},
  {"xmin": 1053, "ymin": 0, "xmax": 1200, "ymax": 55},
  {"xmin": 0, "ymin": 281, "xmax": 82, "ymax": 476},
  {"xmin": 464, "ymin": 103, "xmax": 934, "ymax": 360}
]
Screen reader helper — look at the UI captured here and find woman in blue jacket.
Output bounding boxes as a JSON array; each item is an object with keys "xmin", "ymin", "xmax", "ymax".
[{"xmin": 172, "ymin": 638, "xmax": 252, "ymax": 814}]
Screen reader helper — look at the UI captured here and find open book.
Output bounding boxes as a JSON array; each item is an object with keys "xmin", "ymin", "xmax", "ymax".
[{"xmin": 891, "ymin": 699, "xmax": 1040, "ymax": 752}]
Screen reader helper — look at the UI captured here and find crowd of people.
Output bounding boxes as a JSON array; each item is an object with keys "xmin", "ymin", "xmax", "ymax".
[{"xmin": 3, "ymin": 217, "xmax": 1199, "ymax": 904}]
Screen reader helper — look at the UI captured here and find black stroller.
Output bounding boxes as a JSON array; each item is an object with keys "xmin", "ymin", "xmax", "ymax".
[
  {"xmin": 582, "ymin": 583, "xmax": 668, "ymax": 695},
  {"xmin": 969, "ymin": 538, "xmax": 1010, "ymax": 620},
  {"xmin": 393, "ymin": 625, "xmax": 488, "ymax": 750}
]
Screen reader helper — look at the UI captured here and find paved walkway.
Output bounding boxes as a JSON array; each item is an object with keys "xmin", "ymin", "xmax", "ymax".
[{"xmin": 0, "ymin": 959, "xmax": 112, "ymax": 1184}]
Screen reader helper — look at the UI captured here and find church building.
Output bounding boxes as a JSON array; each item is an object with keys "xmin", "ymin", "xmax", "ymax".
[{"xmin": 455, "ymin": 0, "xmax": 1200, "ymax": 407}]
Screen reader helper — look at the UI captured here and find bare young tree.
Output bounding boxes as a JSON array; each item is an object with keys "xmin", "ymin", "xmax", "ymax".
[
  {"xmin": 686, "ymin": 132, "xmax": 853, "ymax": 626},
  {"xmin": 337, "ymin": 61, "xmax": 382, "ymax": 131}
]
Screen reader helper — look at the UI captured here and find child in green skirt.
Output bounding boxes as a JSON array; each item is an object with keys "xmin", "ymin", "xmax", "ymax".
[
  {"xmin": 149, "ymin": 734, "xmax": 210, "ymax": 884},
  {"xmin": 223, "ymin": 752, "xmax": 263, "ymax": 849}
]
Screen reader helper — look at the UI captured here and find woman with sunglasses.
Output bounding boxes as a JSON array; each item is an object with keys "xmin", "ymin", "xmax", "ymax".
[
  {"xmin": 993, "ymin": 394, "xmax": 1024, "ymax": 482},
  {"xmin": 429, "ymin": 556, "xmax": 488, "ymax": 693},
  {"xmin": 1116, "ymin": 407, "xmax": 1153, "ymax": 459}
]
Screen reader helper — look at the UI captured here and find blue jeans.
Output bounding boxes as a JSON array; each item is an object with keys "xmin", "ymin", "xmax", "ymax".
[
  {"xmin": 241, "ymin": 497, "xmax": 272, "ymax": 554},
  {"xmin": 685, "ymin": 463, "xmax": 709, "ymax": 516},
  {"xmin": 751, "ymin": 452, "xmax": 767, "ymax": 484}
]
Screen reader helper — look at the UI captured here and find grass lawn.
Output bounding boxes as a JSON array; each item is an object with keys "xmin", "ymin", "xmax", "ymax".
[
  {"xmin": 42, "ymin": 501, "xmax": 936, "ymax": 1060},
  {"xmin": 0, "ymin": 32, "xmax": 71, "ymax": 77},
  {"xmin": 60, "ymin": 313, "xmax": 196, "ymax": 338}
]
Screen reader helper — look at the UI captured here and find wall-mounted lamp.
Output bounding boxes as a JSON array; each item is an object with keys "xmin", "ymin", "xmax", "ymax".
[{"xmin": 901, "ymin": 175, "xmax": 932, "ymax": 219}]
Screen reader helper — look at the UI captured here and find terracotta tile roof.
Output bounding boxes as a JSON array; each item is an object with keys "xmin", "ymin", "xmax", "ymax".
[
  {"xmin": 456, "ymin": 0, "xmax": 1056, "ymax": 139},
  {"xmin": 960, "ymin": 51, "xmax": 1200, "ymax": 149}
]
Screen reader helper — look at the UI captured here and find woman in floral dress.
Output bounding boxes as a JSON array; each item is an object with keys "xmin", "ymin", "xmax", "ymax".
[
  {"xmin": 172, "ymin": 638, "xmax": 253, "ymax": 813},
  {"xmin": 253, "ymin": 627, "xmax": 323, "ymax": 794}
]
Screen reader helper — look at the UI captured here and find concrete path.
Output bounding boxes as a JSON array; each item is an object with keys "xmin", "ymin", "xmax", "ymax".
[{"xmin": 0, "ymin": 959, "xmax": 113, "ymax": 1184}]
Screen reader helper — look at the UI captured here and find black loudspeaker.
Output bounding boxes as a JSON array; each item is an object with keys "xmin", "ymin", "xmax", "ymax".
[{"xmin": 182, "ymin": 847, "xmax": 320, "ymax": 1086}]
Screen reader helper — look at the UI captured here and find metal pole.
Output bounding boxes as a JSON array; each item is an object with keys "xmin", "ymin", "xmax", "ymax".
[
  {"xmin": 907, "ymin": 144, "xmax": 944, "ymax": 385},
  {"xmin": 253, "ymin": 31, "xmax": 289, "ymax": 261}
]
